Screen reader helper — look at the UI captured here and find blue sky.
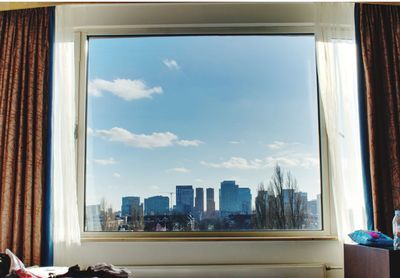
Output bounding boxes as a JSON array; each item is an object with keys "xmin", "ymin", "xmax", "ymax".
[{"xmin": 85, "ymin": 35, "xmax": 321, "ymax": 211}]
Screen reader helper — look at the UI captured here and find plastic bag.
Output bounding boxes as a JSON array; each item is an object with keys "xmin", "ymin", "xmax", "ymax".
[
  {"xmin": 5, "ymin": 249, "xmax": 41, "ymax": 278},
  {"xmin": 348, "ymin": 230, "xmax": 393, "ymax": 247}
]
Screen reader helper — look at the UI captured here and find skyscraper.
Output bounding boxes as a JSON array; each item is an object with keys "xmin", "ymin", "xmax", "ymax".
[
  {"xmin": 282, "ymin": 189, "xmax": 295, "ymax": 208},
  {"xmin": 121, "ymin": 196, "xmax": 140, "ymax": 217},
  {"xmin": 195, "ymin": 188, "xmax": 204, "ymax": 213},
  {"xmin": 206, "ymin": 188, "xmax": 215, "ymax": 214},
  {"xmin": 85, "ymin": 204, "xmax": 102, "ymax": 231},
  {"xmin": 219, "ymin": 180, "xmax": 239, "ymax": 217},
  {"xmin": 297, "ymin": 192, "xmax": 308, "ymax": 211},
  {"xmin": 144, "ymin": 195, "xmax": 169, "ymax": 216},
  {"xmin": 176, "ymin": 185, "xmax": 194, "ymax": 214},
  {"xmin": 238, "ymin": 187, "xmax": 252, "ymax": 214}
]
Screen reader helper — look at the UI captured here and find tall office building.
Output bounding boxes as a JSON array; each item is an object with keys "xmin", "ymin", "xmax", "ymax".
[
  {"xmin": 144, "ymin": 195, "xmax": 169, "ymax": 216},
  {"xmin": 282, "ymin": 189, "xmax": 295, "ymax": 208},
  {"xmin": 297, "ymin": 192, "xmax": 308, "ymax": 211},
  {"xmin": 85, "ymin": 204, "xmax": 102, "ymax": 231},
  {"xmin": 206, "ymin": 188, "xmax": 215, "ymax": 213},
  {"xmin": 219, "ymin": 180, "xmax": 239, "ymax": 217},
  {"xmin": 238, "ymin": 187, "xmax": 252, "ymax": 214},
  {"xmin": 176, "ymin": 185, "xmax": 194, "ymax": 214},
  {"xmin": 121, "ymin": 196, "xmax": 140, "ymax": 217},
  {"xmin": 195, "ymin": 188, "xmax": 204, "ymax": 213}
]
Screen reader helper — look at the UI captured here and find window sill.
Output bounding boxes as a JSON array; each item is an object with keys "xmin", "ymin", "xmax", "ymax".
[{"xmin": 80, "ymin": 233, "xmax": 337, "ymax": 242}]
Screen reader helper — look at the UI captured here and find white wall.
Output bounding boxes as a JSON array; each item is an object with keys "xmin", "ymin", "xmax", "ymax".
[
  {"xmin": 56, "ymin": 241, "xmax": 343, "ymax": 277},
  {"xmin": 55, "ymin": 4, "xmax": 344, "ymax": 278}
]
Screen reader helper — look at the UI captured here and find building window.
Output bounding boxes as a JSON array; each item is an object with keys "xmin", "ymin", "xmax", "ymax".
[{"xmin": 84, "ymin": 35, "xmax": 323, "ymax": 234}]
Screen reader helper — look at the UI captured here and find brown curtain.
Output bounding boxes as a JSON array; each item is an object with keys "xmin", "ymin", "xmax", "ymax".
[
  {"xmin": 357, "ymin": 4, "xmax": 400, "ymax": 235},
  {"xmin": 0, "ymin": 8, "xmax": 52, "ymax": 266}
]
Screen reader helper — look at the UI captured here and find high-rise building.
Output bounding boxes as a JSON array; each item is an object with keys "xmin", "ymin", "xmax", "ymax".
[
  {"xmin": 238, "ymin": 187, "xmax": 252, "ymax": 214},
  {"xmin": 308, "ymin": 199, "xmax": 317, "ymax": 216},
  {"xmin": 144, "ymin": 195, "xmax": 169, "ymax": 216},
  {"xmin": 219, "ymin": 180, "xmax": 239, "ymax": 217},
  {"xmin": 307, "ymin": 194, "xmax": 322, "ymax": 229},
  {"xmin": 85, "ymin": 204, "xmax": 102, "ymax": 231},
  {"xmin": 176, "ymin": 185, "xmax": 194, "ymax": 214},
  {"xmin": 121, "ymin": 196, "xmax": 140, "ymax": 217},
  {"xmin": 297, "ymin": 192, "xmax": 308, "ymax": 211},
  {"xmin": 206, "ymin": 188, "xmax": 215, "ymax": 213},
  {"xmin": 195, "ymin": 188, "xmax": 204, "ymax": 213},
  {"xmin": 282, "ymin": 189, "xmax": 295, "ymax": 207},
  {"xmin": 193, "ymin": 188, "xmax": 205, "ymax": 220}
]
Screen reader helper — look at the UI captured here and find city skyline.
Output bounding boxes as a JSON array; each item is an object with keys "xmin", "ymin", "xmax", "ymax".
[
  {"xmin": 85, "ymin": 35, "xmax": 321, "ymax": 214},
  {"xmin": 85, "ymin": 175, "xmax": 322, "ymax": 232},
  {"xmin": 91, "ymin": 179, "xmax": 319, "ymax": 215},
  {"xmin": 87, "ymin": 173, "xmax": 321, "ymax": 213}
]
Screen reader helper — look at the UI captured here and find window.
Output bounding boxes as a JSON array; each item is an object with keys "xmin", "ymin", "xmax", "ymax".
[{"xmin": 84, "ymin": 35, "xmax": 323, "ymax": 234}]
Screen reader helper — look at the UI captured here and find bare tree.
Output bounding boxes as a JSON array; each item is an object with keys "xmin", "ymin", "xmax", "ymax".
[
  {"xmin": 268, "ymin": 165, "xmax": 286, "ymax": 229},
  {"xmin": 286, "ymin": 171, "xmax": 306, "ymax": 229},
  {"xmin": 255, "ymin": 164, "xmax": 307, "ymax": 230},
  {"xmin": 100, "ymin": 197, "xmax": 115, "ymax": 231},
  {"xmin": 130, "ymin": 203, "xmax": 144, "ymax": 231},
  {"xmin": 255, "ymin": 183, "xmax": 268, "ymax": 229}
]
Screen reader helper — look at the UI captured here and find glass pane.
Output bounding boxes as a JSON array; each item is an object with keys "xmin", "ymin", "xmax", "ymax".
[{"xmin": 85, "ymin": 35, "xmax": 322, "ymax": 232}]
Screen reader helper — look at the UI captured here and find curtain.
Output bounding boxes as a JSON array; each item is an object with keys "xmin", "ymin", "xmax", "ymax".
[
  {"xmin": 52, "ymin": 5, "xmax": 81, "ymax": 260},
  {"xmin": 356, "ymin": 4, "xmax": 400, "ymax": 236},
  {"xmin": 315, "ymin": 3, "xmax": 367, "ymax": 241},
  {"xmin": 0, "ymin": 7, "xmax": 53, "ymax": 266}
]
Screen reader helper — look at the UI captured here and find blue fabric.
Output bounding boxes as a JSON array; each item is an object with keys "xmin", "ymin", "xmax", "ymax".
[
  {"xmin": 354, "ymin": 3, "xmax": 374, "ymax": 231},
  {"xmin": 41, "ymin": 6, "xmax": 55, "ymax": 267},
  {"xmin": 349, "ymin": 230, "xmax": 393, "ymax": 247}
]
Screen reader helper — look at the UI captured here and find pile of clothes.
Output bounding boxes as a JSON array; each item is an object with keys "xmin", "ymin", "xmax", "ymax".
[
  {"xmin": 0, "ymin": 250, "xmax": 131, "ymax": 278},
  {"xmin": 57, "ymin": 264, "xmax": 130, "ymax": 278}
]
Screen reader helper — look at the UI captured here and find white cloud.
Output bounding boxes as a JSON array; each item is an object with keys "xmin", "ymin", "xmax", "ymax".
[
  {"xmin": 88, "ymin": 78, "xmax": 163, "ymax": 101},
  {"xmin": 265, "ymin": 156, "xmax": 299, "ymax": 168},
  {"xmin": 113, "ymin": 172, "xmax": 121, "ymax": 178},
  {"xmin": 166, "ymin": 167, "xmax": 190, "ymax": 173},
  {"xmin": 95, "ymin": 127, "xmax": 203, "ymax": 149},
  {"xmin": 300, "ymin": 157, "xmax": 319, "ymax": 169},
  {"xmin": 94, "ymin": 157, "xmax": 117, "ymax": 166},
  {"xmin": 267, "ymin": 141, "xmax": 300, "ymax": 150},
  {"xmin": 229, "ymin": 141, "xmax": 241, "ymax": 145},
  {"xmin": 176, "ymin": 139, "xmax": 204, "ymax": 147},
  {"xmin": 151, "ymin": 185, "xmax": 161, "ymax": 191},
  {"xmin": 95, "ymin": 127, "xmax": 176, "ymax": 148},
  {"xmin": 87, "ymin": 127, "xmax": 94, "ymax": 135},
  {"xmin": 201, "ymin": 157, "xmax": 263, "ymax": 170},
  {"xmin": 265, "ymin": 154, "xmax": 320, "ymax": 169},
  {"xmin": 163, "ymin": 59, "xmax": 180, "ymax": 70},
  {"xmin": 202, "ymin": 154, "xmax": 319, "ymax": 170},
  {"xmin": 268, "ymin": 141, "xmax": 285, "ymax": 150}
]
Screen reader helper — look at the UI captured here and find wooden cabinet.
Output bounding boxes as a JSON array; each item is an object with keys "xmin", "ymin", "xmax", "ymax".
[{"xmin": 344, "ymin": 244, "xmax": 400, "ymax": 278}]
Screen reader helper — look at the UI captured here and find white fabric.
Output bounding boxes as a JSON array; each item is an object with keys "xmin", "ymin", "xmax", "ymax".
[
  {"xmin": 315, "ymin": 3, "xmax": 367, "ymax": 241},
  {"xmin": 52, "ymin": 6, "xmax": 81, "ymax": 247}
]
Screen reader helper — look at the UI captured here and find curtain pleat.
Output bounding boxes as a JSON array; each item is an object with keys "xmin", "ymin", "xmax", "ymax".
[
  {"xmin": 355, "ymin": 3, "xmax": 375, "ymax": 231},
  {"xmin": 356, "ymin": 4, "xmax": 400, "ymax": 236},
  {"xmin": 315, "ymin": 3, "xmax": 367, "ymax": 241},
  {"xmin": 0, "ymin": 7, "xmax": 53, "ymax": 266}
]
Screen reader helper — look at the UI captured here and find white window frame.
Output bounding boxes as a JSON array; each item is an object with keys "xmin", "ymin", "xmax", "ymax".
[{"xmin": 73, "ymin": 3, "xmax": 335, "ymax": 242}]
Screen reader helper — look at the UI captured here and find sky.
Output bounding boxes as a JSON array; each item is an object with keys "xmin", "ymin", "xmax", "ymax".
[{"xmin": 85, "ymin": 35, "xmax": 321, "ymax": 211}]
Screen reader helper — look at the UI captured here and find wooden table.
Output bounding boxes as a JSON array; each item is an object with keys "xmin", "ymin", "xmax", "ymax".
[{"xmin": 344, "ymin": 244, "xmax": 400, "ymax": 278}]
